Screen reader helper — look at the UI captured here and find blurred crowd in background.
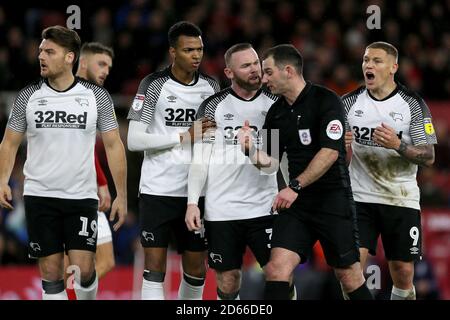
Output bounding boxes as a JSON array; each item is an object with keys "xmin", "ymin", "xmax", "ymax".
[{"xmin": 0, "ymin": 0, "xmax": 448, "ymax": 299}]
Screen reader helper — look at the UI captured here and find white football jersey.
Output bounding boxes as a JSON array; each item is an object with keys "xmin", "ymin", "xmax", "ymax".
[
  {"xmin": 343, "ymin": 84, "xmax": 437, "ymax": 210},
  {"xmin": 199, "ymin": 88, "xmax": 279, "ymax": 221},
  {"xmin": 7, "ymin": 78, "xmax": 117, "ymax": 199},
  {"xmin": 127, "ymin": 67, "xmax": 219, "ymax": 197}
]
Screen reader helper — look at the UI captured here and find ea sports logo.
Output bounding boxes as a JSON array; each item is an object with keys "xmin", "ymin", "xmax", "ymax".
[{"xmin": 326, "ymin": 120, "xmax": 343, "ymax": 140}]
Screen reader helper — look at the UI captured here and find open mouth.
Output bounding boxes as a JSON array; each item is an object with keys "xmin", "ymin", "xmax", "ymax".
[{"xmin": 365, "ymin": 71, "xmax": 375, "ymax": 81}]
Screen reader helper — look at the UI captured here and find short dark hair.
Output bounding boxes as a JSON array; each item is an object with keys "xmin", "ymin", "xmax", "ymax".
[
  {"xmin": 262, "ymin": 44, "xmax": 303, "ymax": 75},
  {"xmin": 80, "ymin": 42, "xmax": 114, "ymax": 59},
  {"xmin": 366, "ymin": 41, "xmax": 398, "ymax": 62},
  {"xmin": 168, "ymin": 21, "xmax": 202, "ymax": 48},
  {"xmin": 224, "ymin": 43, "xmax": 253, "ymax": 67},
  {"xmin": 42, "ymin": 25, "xmax": 81, "ymax": 65}
]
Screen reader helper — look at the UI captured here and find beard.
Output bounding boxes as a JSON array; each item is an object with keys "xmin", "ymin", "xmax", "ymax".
[
  {"xmin": 234, "ymin": 75, "xmax": 261, "ymax": 91},
  {"xmin": 86, "ymin": 69, "xmax": 102, "ymax": 86}
]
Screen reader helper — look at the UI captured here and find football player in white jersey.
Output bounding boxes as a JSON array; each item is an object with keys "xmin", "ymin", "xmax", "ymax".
[
  {"xmin": 185, "ymin": 43, "xmax": 282, "ymax": 300},
  {"xmin": 343, "ymin": 42, "xmax": 437, "ymax": 300},
  {"xmin": 0, "ymin": 26, "xmax": 127, "ymax": 300},
  {"xmin": 127, "ymin": 21, "xmax": 219, "ymax": 300}
]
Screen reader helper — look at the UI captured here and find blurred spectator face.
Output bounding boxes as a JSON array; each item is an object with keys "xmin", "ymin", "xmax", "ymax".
[
  {"xmin": 225, "ymin": 48, "xmax": 261, "ymax": 91},
  {"xmin": 334, "ymin": 64, "xmax": 350, "ymax": 85},
  {"xmin": 362, "ymin": 48, "xmax": 398, "ymax": 92},
  {"xmin": 262, "ymin": 56, "xmax": 288, "ymax": 95},
  {"xmin": 170, "ymin": 35, "xmax": 204, "ymax": 74},
  {"xmin": 38, "ymin": 39, "xmax": 74, "ymax": 79},
  {"xmin": 8, "ymin": 27, "xmax": 23, "ymax": 48},
  {"xmin": 81, "ymin": 53, "xmax": 112, "ymax": 86}
]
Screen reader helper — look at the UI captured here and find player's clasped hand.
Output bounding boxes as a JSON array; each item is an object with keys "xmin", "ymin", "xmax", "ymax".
[
  {"xmin": 185, "ymin": 117, "xmax": 216, "ymax": 143},
  {"xmin": 373, "ymin": 122, "xmax": 401, "ymax": 149},
  {"xmin": 185, "ymin": 204, "xmax": 202, "ymax": 231},
  {"xmin": 109, "ymin": 197, "xmax": 127, "ymax": 231},
  {"xmin": 237, "ymin": 120, "xmax": 254, "ymax": 154},
  {"xmin": 0, "ymin": 183, "xmax": 14, "ymax": 210},
  {"xmin": 272, "ymin": 187, "xmax": 298, "ymax": 212}
]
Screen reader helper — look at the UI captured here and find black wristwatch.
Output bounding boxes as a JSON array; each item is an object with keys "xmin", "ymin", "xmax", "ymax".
[{"xmin": 288, "ymin": 179, "xmax": 302, "ymax": 193}]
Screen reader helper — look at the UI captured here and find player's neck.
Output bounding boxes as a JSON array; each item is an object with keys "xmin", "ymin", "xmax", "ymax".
[
  {"xmin": 76, "ymin": 69, "xmax": 87, "ymax": 81},
  {"xmin": 171, "ymin": 64, "xmax": 195, "ymax": 85},
  {"xmin": 47, "ymin": 72, "xmax": 75, "ymax": 91},
  {"xmin": 231, "ymin": 84, "xmax": 259, "ymax": 100},
  {"xmin": 285, "ymin": 77, "xmax": 306, "ymax": 105},
  {"xmin": 369, "ymin": 80, "xmax": 397, "ymax": 100}
]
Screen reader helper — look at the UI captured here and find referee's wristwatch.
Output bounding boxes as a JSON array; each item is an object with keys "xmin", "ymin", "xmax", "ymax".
[{"xmin": 288, "ymin": 179, "xmax": 302, "ymax": 193}]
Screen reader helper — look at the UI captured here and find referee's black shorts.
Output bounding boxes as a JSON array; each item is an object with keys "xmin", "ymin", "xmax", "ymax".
[{"xmin": 271, "ymin": 188, "xmax": 360, "ymax": 268}]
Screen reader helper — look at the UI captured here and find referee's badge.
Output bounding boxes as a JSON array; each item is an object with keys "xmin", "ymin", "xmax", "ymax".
[
  {"xmin": 299, "ymin": 129, "xmax": 312, "ymax": 145},
  {"xmin": 132, "ymin": 94, "xmax": 145, "ymax": 111}
]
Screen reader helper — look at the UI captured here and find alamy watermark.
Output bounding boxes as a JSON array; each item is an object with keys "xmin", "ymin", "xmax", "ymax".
[
  {"xmin": 66, "ymin": 5, "xmax": 81, "ymax": 30},
  {"xmin": 66, "ymin": 264, "xmax": 81, "ymax": 289},
  {"xmin": 366, "ymin": 264, "xmax": 381, "ymax": 290},
  {"xmin": 366, "ymin": 5, "xmax": 381, "ymax": 30}
]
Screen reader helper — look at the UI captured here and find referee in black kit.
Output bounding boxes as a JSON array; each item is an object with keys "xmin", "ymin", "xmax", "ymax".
[{"xmin": 239, "ymin": 44, "xmax": 373, "ymax": 300}]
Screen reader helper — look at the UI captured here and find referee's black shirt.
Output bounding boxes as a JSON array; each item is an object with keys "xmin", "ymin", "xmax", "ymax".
[{"xmin": 263, "ymin": 81, "xmax": 351, "ymax": 194}]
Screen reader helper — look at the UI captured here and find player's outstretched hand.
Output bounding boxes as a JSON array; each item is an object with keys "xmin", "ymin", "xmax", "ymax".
[
  {"xmin": 185, "ymin": 204, "xmax": 201, "ymax": 231},
  {"xmin": 109, "ymin": 197, "xmax": 127, "ymax": 231},
  {"xmin": 272, "ymin": 187, "xmax": 298, "ymax": 212},
  {"xmin": 0, "ymin": 183, "xmax": 13, "ymax": 210}
]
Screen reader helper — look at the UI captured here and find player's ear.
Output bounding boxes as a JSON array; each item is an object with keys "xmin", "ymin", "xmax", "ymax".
[
  {"xmin": 65, "ymin": 51, "xmax": 75, "ymax": 65},
  {"xmin": 169, "ymin": 46, "xmax": 176, "ymax": 60},
  {"xmin": 391, "ymin": 62, "xmax": 398, "ymax": 75},
  {"xmin": 224, "ymin": 67, "xmax": 233, "ymax": 80},
  {"xmin": 78, "ymin": 56, "xmax": 87, "ymax": 70}
]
